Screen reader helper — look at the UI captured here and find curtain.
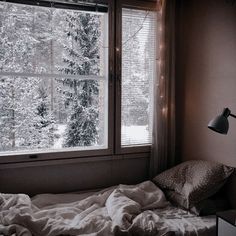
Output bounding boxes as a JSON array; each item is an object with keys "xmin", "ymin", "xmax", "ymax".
[{"xmin": 149, "ymin": 0, "xmax": 176, "ymax": 178}]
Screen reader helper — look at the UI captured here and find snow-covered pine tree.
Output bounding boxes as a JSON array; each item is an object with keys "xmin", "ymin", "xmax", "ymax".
[
  {"xmin": 0, "ymin": 3, "xmax": 55, "ymax": 151},
  {"xmin": 35, "ymin": 85, "xmax": 55, "ymax": 148},
  {"xmin": 58, "ymin": 12, "xmax": 101, "ymax": 147},
  {"xmin": 0, "ymin": 76, "xmax": 52, "ymax": 151}
]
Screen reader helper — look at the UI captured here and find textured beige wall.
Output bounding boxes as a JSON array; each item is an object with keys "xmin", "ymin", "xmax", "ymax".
[{"xmin": 176, "ymin": 0, "xmax": 236, "ymax": 167}]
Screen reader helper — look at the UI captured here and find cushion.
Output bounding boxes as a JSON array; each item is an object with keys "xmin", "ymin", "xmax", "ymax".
[{"xmin": 152, "ymin": 160, "xmax": 234, "ymax": 210}]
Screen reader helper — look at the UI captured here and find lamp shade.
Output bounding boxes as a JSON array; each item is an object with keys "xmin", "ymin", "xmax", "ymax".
[
  {"xmin": 208, "ymin": 115, "xmax": 229, "ymax": 134},
  {"xmin": 208, "ymin": 108, "xmax": 231, "ymax": 134}
]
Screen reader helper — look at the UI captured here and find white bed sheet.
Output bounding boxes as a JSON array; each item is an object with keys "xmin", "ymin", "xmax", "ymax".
[
  {"xmin": 153, "ymin": 206, "xmax": 216, "ymax": 236},
  {"xmin": 0, "ymin": 181, "xmax": 216, "ymax": 236}
]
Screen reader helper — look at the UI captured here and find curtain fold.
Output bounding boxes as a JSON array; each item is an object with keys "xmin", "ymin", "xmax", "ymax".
[{"xmin": 150, "ymin": 0, "xmax": 176, "ymax": 178}]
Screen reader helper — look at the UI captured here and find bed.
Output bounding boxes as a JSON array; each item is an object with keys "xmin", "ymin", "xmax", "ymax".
[
  {"xmin": 0, "ymin": 160, "xmax": 233, "ymax": 236},
  {"xmin": 0, "ymin": 181, "xmax": 215, "ymax": 236}
]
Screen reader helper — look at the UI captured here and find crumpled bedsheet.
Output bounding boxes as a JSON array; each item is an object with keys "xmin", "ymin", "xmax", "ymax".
[{"xmin": 0, "ymin": 181, "xmax": 215, "ymax": 236}]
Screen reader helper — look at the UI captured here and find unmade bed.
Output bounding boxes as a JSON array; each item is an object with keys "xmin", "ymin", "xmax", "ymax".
[{"xmin": 0, "ymin": 180, "xmax": 216, "ymax": 236}]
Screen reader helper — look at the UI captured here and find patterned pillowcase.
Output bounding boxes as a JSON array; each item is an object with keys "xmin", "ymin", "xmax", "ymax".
[{"xmin": 152, "ymin": 160, "xmax": 234, "ymax": 210}]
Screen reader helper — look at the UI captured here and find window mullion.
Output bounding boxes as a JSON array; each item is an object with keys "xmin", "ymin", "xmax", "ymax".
[{"xmin": 0, "ymin": 72, "xmax": 106, "ymax": 81}]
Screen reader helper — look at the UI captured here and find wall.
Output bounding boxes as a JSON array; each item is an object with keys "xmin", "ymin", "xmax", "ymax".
[
  {"xmin": 176, "ymin": 0, "xmax": 236, "ymax": 167},
  {"xmin": 0, "ymin": 154, "xmax": 149, "ymax": 196}
]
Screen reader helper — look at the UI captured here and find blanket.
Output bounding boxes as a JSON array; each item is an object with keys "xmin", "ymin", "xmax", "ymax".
[{"xmin": 0, "ymin": 181, "xmax": 172, "ymax": 236}]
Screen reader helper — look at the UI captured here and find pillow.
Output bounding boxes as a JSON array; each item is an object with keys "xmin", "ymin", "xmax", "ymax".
[{"xmin": 152, "ymin": 160, "xmax": 234, "ymax": 210}]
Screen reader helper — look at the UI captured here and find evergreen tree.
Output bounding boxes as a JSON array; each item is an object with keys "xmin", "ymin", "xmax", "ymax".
[
  {"xmin": 58, "ymin": 12, "xmax": 101, "ymax": 147},
  {"xmin": 35, "ymin": 85, "xmax": 55, "ymax": 148},
  {"xmin": 0, "ymin": 76, "xmax": 53, "ymax": 151},
  {"xmin": 0, "ymin": 3, "xmax": 55, "ymax": 151}
]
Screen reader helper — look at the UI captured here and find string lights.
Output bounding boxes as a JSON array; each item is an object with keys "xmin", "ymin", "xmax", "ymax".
[{"xmin": 157, "ymin": 0, "xmax": 167, "ymax": 116}]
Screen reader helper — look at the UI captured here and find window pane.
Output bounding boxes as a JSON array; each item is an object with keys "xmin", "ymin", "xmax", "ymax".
[
  {"xmin": 52, "ymin": 8, "xmax": 108, "ymax": 77},
  {"xmin": 0, "ymin": 2, "xmax": 108, "ymax": 76},
  {"xmin": 0, "ymin": 76, "xmax": 108, "ymax": 153},
  {"xmin": 0, "ymin": 3, "xmax": 51, "ymax": 74},
  {"xmin": 0, "ymin": 2, "xmax": 108, "ymax": 154},
  {"xmin": 121, "ymin": 8, "xmax": 157, "ymax": 146}
]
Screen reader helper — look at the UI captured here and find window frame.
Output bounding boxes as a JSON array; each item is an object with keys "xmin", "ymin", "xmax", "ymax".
[
  {"xmin": 0, "ymin": 0, "xmax": 115, "ymax": 163},
  {"xmin": 0, "ymin": 0, "xmax": 156, "ymax": 164},
  {"xmin": 114, "ymin": 0, "xmax": 157, "ymax": 155}
]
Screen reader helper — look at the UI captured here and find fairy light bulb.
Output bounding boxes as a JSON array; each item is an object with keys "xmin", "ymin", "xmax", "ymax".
[
  {"xmin": 162, "ymin": 107, "xmax": 168, "ymax": 116},
  {"xmin": 160, "ymin": 8, "xmax": 163, "ymax": 15}
]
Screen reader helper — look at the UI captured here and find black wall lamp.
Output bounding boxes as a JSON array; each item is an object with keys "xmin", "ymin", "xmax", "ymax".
[{"xmin": 208, "ymin": 108, "xmax": 236, "ymax": 134}]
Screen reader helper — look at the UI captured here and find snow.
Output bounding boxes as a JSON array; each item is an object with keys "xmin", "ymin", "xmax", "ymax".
[
  {"xmin": 53, "ymin": 125, "xmax": 150, "ymax": 149},
  {"xmin": 53, "ymin": 124, "xmax": 66, "ymax": 148},
  {"xmin": 52, "ymin": 125, "xmax": 151, "ymax": 149},
  {"xmin": 122, "ymin": 125, "xmax": 151, "ymax": 146},
  {"xmin": 0, "ymin": 2, "xmax": 155, "ymax": 153}
]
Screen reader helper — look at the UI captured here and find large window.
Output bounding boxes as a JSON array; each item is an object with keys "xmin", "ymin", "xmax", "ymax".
[
  {"xmin": 0, "ymin": 0, "xmax": 157, "ymax": 160},
  {"xmin": 0, "ymin": 1, "xmax": 108, "ymax": 155}
]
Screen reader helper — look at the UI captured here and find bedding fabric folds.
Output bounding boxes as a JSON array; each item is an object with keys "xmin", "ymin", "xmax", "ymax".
[
  {"xmin": 0, "ymin": 181, "xmax": 215, "ymax": 236},
  {"xmin": 0, "ymin": 181, "xmax": 171, "ymax": 236}
]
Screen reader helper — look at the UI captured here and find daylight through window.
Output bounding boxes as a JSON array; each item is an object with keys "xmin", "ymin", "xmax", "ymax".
[
  {"xmin": 121, "ymin": 8, "xmax": 157, "ymax": 146},
  {"xmin": 0, "ymin": 2, "xmax": 109, "ymax": 154}
]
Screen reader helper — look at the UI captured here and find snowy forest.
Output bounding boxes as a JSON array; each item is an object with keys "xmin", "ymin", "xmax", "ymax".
[{"xmin": 0, "ymin": 2, "xmax": 156, "ymax": 154}]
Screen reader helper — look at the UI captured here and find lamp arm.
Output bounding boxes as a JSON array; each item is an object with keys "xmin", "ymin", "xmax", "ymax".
[{"xmin": 229, "ymin": 113, "xmax": 236, "ymax": 119}]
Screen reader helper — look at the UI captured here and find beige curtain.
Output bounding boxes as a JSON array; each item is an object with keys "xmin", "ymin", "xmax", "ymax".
[{"xmin": 150, "ymin": 0, "xmax": 176, "ymax": 178}]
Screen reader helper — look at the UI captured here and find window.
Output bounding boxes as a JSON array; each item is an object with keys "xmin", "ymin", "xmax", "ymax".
[
  {"xmin": 0, "ymin": 1, "xmax": 109, "ymax": 155},
  {"xmin": 121, "ymin": 8, "xmax": 156, "ymax": 146},
  {"xmin": 0, "ymin": 0, "xmax": 157, "ymax": 161}
]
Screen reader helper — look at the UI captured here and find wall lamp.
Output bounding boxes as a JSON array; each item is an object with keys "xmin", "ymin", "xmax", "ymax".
[{"xmin": 208, "ymin": 108, "xmax": 236, "ymax": 134}]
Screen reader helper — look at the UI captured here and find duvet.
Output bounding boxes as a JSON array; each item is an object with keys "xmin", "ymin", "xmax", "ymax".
[{"xmin": 0, "ymin": 181, "xmax": 172, "ymax": 236}]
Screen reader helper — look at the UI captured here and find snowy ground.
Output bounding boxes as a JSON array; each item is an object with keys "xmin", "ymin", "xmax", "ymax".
[
  {"xmin": 53, "ymin": 124, "xmax": 150, "ymax": 148},
  {"xmin": 121, "ymin": 125, "xmax": 151, "ymax": 146},
  {"xmin": 53, "ymin": 124, "xmax": 67, "ymax": 148}
]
